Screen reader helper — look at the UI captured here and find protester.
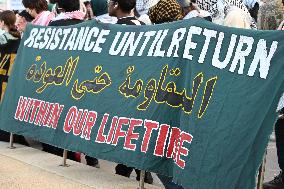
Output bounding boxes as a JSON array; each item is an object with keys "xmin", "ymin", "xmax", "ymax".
[
  {"xmin": 0, "ymin": 10, "xmax": 21, "ymax": 99},
  {"xmin": 91, "ymin": 0, "xmax": 108, "ymax": 17},
  {"xmin": 84, "ymin": 0, "xmax": 95, "ymax": 20},
  {"xmin": 193, "ymin": 0, "xmax": 256, "ymax": 28},
  {"xmin": 179, "ymin": 0, "xmax": 197, "ymax": 16},
  {"xmin": 0, "ymin": 10, "xmax": 20, "ymax": 102},
  {"xmin": 22, "ymin": 0, "xmax": 55, "ymax": 26},
  {"xmin": 134, "ymin": 0, "xmax": 159, "ymax": 25},
  {"xmin": 263, "ymin": 109, "xmax": 284, "ymax": 189},
  {"xmin": 91, "ymin": 0, "xmax": 119, "ymax": 24},
  {"xmin": 148, "ymin": 0, "xmax": 183, "ymax": 24},
  {"xmin": 136, "ymin": 0, "xmax": 159, "ymax": 16},
  {"xmin": 16, "ymin": 10, "xmax": 33, "ymax": 33},
  {"xmin": 177, "ymin": 0, "xmax": 212, "ymax": 21},
  {"xmin": 263, "ymin": 9, "xmax": 284, "ymax": 187},
  {"xmin": 223, "ymin": 6, "xmax": 251, "ymax": 29},
  {"xmin": 243, "ymin": 0, "xmax": 259, "ymax": 22},
  {"xmin": 49, "ymin": 0, "xmax": 85, "ymax": 26},
  {"xmin": 263, "ymin": 4, "xmax": 284, "ymax": 187},
  {"xmin": 0, "ymin": 10, "xmax": 29, "ymax": 146},
  {"xmin": 109, "ymin": 0, "xmax": 183, "ymax": 186},
  {"xmin": 46, "ymin": 0, "xmax": 99, "ymax": 168},
  {"xmin": 136, "ymin": 1, "xmax": 185, "ymax": 188},
  {"xmin": 108, "ymin": 0, "xmax": 145, "ymax": 25},
  {"xmin": 108, "ymin": 0, "xmax": 154, "ymax": 183}
]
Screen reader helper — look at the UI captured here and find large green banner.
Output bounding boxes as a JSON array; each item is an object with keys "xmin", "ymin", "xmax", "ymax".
[{"xmin": 0, "ymin": 18, "xmax": 283, "ymax": 189}]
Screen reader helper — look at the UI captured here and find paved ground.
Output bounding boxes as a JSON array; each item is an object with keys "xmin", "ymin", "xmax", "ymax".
[
  {"xmin": 0, "ymin": 141, "xmax": 163, "ymax": 189},
  {"xmin": 264, "ymin": 133, "xmax": 280, "ymax": 183},
  {"xmin": 0, "ymin": 134, "xmax": 280, "ymax": 189},
  {"xmin": 0, "ymin": 155, "xmax": 93, "ymax": 189}
]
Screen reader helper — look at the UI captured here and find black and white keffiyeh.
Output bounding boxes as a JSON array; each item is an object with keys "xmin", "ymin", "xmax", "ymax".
[
  {"xmin": 196, "ymin": 0, "xmax": 257, "ymax": 28},
  {"xmin": 196, "ymin": 0, "xmax": 248, "ymax": 15},
  {"xmin": 195, "ymin": 0, "xmax": 219, "ymax": 17},
  {"xmin": 227, "ymin": 0, "xmax": 248, "ymax": 11}
]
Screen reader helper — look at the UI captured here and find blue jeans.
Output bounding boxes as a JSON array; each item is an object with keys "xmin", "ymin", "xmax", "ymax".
[{"xmin": 157, "ymin": 174, "xmax": 184, "ymax": 189}]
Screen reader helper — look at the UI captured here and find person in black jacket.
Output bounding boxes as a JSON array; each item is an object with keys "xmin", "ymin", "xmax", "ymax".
[
  {"xmin": 108, "ymin": 0, "xmax": 145, "ymax": 25},
  {"xmin": 0, "ymin": 10, "xmax": 21, "ymax": 102},
  {"xmin": 46, "ymin": 0, "xmax": 99, "ymax": 168},
  {"xmin": 109, "ymin": 0, "xmax": 154, "ymax": 184},
  {"xmin": 264, "ymin": 108, "xmax": 284, "ymax": 189},
  {"xmin": 0, "ymin": 10, "xmax": 28, "ymax": 146}
]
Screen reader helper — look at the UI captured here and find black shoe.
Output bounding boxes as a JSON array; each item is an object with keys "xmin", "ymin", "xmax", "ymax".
[
  {"xmin": 136, "ymin": 171, "xmax": 153, "ymax": 184},
  {"xmin": 85, "ymin": 156, "xmax": 100, "ymax": 168},
  {"xmin": 144, "ymin": 172, "xmax": 153, "ymax": 184},
  {"xmin": 263, "ymin": 172, "xmax": 284, "ymax": 189}
]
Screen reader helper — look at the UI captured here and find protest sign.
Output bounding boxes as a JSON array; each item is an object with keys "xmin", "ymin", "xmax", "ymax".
[{"xmin": 0, "ymin": 18, "xmax": 283, "ymax": 188}]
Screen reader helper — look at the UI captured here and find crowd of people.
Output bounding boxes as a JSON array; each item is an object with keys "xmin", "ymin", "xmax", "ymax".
[{"xmin": 0, "ymin": 0, "xmax": 284, "ymax": 189}]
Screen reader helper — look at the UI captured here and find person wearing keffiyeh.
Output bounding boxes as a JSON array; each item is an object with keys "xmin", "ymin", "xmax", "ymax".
[
  {"xmin": 242, "ymin": 0, "xmax": 259, "ymax": 23},
  {"xmin": 22, "ymin": 0, "xmax": 55, "ymax": 26},
  {"xmin": 177, "ymin": 0, "xmax": 212, "ymax": 21},
  {"xmin": 148, "ymin": 0, "xmax": 184, "ymax": 24},
  {"xmin": 194, "ymin": 0, "xmax": 257, "ymax": 29},
  {"xmin": 223, "ymin": 6, "xmax": 251, "ymax": 29},
  {"xmin": 263, "ymin": 16, "xmax": 284, "ymax": 189},
  {"xmin": 49, "ymin": 0, "xmax": 86, "ymax": 26},
  {"xmin": 136, "ymin": 0, "xmax": 160, "ymax": 16}
]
